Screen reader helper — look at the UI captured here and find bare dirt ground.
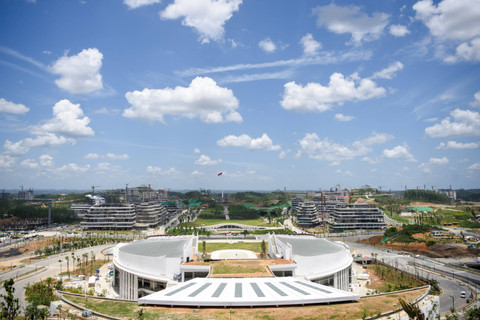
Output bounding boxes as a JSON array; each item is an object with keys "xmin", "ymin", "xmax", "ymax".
[
  {"xmin": 0, "ymin": 238, "xmax": 48, "ymax": 270},
  {"xmin": 138, "ymin": 288, "xmax": 427, "ymax": 320},
  {"xmin": 359, "ymin": 235, "xmax": 480, "ymax": 258}
]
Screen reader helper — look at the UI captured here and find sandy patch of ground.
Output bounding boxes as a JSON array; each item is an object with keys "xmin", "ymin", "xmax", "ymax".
[{"xmin": 358, "ymin": 235, "xmax": 480, "ymax": 258}]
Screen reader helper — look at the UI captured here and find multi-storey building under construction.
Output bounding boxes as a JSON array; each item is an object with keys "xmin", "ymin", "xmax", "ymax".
[
  {"xmin": 81, "ymin": 203, "xmax": 136, "ymax": 230},
  {"xmin": 135, "ymin": 201, "xmax": 168, "ymax": 228},
  {"xmin": 296, "ymin": 201, "xmax": 320, "ymax": 228},
  {"xmin": 327, "ymin": 203, "xmax": 386, "ymax": 232}
]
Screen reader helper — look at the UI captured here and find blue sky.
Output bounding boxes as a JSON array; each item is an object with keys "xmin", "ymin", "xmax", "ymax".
[{"xmin": 1, "ymin": 0, "xmax": 480, "ymax": 191}]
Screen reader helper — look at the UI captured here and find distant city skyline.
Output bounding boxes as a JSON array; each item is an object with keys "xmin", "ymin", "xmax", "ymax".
[{"xmin": 1, "ymin": 0, "xmax": 479, "ymax": 190}]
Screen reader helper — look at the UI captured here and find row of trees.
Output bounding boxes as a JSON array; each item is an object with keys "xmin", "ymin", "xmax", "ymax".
[
  {"xmin": 34, "ymin": 236, "xmax": 118, "ymax": 257},
  {"xmin": 228, "ymin": 205, "xmax": 259, "ymax": 220},
  {"xmin": 0, "ymin": 200, "xmax": 77, "ymax": 224},
  {"xmin": 403, "ymin": 190, "xmax": 450, "ymax": 204}
]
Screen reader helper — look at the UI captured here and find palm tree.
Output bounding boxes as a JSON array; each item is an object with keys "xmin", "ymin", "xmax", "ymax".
[
  {"xmin": 58, "ymin": 259, "xmax": 62, "ymax": 275},
  {"xmin": 261, "ymin": 240, "xmax": 267, "ymax": 259},
  {"xmin": 398, "ymin": 298, "xmax": 425, "ymax": 320},
  {"xmin": 202, "ymin": 241, "xmax": 206, "ymax": 259},
  {"xmin": 82, "ymin": 253, "xmax": 88, "ymax": 274},
  {"xmin": 65, "ymin": 256, "xmax": 70, "ymax": 279}
]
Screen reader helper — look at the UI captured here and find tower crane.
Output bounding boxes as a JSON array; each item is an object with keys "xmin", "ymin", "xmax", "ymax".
[{"xmin": 91, "ymin": 185, "xmax": 101, "ymax": 195}]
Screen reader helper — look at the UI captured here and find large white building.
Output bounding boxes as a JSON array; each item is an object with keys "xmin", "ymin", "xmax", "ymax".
[
  {"xmin": 268, "ymin": 234, "xmax": 352, "ymax": 291},
  {"xmin": 112, "ymin": 234, "xmax": 356, "ymax": 305}
]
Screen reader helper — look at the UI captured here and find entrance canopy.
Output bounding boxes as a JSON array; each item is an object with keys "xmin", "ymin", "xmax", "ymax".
[{"xmin": 138, "ymin": 277, "xmax": 359, "ymax": 307}]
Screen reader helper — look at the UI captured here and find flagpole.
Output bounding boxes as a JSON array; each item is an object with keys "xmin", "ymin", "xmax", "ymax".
[{"xmin": 218, "ymin": 172, "xmax": 224, "ymax": 202}]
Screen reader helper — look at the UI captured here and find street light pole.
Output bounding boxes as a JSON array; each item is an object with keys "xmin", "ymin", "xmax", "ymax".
[{"xmin": 450, "ymin": 295, "xmax": 455, "ymax": 311}]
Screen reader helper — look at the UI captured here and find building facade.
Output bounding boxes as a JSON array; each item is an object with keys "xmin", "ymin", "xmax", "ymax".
[
  {"xmin": 327, "ymin": 203, "xmax": 387, "ymax": 232},
  {"xmin": 296, "ymin": 201, "xmax": 320, "ymax": 228},
  {"xmin": 81, "ymin": 203, "xmax": 136, "ymax": 230}
]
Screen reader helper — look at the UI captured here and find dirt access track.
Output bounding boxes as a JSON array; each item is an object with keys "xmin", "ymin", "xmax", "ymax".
[{"xmin": 359, "ymin": 235, "xmax": 480, "ymax": 258}]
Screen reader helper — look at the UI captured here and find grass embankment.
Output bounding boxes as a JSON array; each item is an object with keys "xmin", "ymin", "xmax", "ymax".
[
  {"xmin": 368, "ymin": 263, "xmax": 424, "ymax": 292},
  {"xmin": 64, "ymin": 288, "xmax": 427, "ymax": 320},
  {"xmin": 182, "ymin": 218, "xmax": 279, "ymax": 227}
]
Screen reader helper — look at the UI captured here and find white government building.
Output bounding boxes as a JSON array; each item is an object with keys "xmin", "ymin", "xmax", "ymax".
[{"xmin": 112, "ymin": 234, "xmax": 358, "ymax": 307}]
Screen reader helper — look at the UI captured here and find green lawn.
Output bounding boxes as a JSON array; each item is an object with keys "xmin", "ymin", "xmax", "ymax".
[
  {"xmin": 208, "ymin": 260, "xmax": 265, "ymax": 274},
  {"xmin": 66, "ymin": 294, "xmax": 180, "ymax": 320},
  {"xmin": 181, "ymin": 218, "xmax": 280, "ymax": 227},
  {"xmin": 200, "ymin": 241, "xmax": 263, "ymax": 253}
]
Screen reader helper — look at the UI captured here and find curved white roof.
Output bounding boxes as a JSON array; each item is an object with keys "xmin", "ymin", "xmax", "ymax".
[
  {"xmin": 275, "ymin": 236, "xmax": 345, "ymax": 256},
  {"xmin": 138, "ymin": 277, "xmax": 359, "ymax": 307},
  {"xmin": 273, "ymin": 235, "xmax": 353, "ymax": 279},
  {"xmin": 119, "ymin": 238, "xmax": 190, "ymax": 258}
]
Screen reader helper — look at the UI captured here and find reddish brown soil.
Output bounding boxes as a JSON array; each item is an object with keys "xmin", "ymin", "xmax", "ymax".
[{"xmin": 358, "ymin": 235, "xmax": 480, "ymax": 258}]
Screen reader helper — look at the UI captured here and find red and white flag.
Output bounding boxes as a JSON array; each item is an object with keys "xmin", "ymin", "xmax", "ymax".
[
  {"xmin": 217, "ymin": 172, "xmax": 223, "ymax": 176},
  {"xmin": 226, "ymin": 231, "xmax": 231, "ymax": 235}
]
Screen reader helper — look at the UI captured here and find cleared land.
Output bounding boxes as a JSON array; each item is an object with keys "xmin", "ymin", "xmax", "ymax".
[{"xmin": 64, "ymin": 287, "xmax": 427, "ymax": 320}]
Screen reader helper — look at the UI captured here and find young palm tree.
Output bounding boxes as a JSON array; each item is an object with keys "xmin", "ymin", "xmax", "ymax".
[
  {"xmin": 398, "ymin": 298, "xmax": 425, "ymax": 320},
  {"xmin": 64, "ymin": 256, "xmax": 70, "ymax": 279}
]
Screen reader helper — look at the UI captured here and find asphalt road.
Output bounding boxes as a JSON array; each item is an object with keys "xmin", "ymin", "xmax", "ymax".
[
  {"xmin": 0, "ymin": 244, "xmax": 113, "ymax": 311},
  {"xmin": 347, "ymin": 241, "xmax": 474, "ymax": 314}
]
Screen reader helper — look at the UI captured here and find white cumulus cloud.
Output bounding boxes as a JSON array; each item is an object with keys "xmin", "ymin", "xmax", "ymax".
[
  {"xmin": 85, "ymin": 153, "xmax": 100, "ymax": 160},
  {"xmin": 56, "ymin": 163, "xmax": 90, "ymax": 173},
  {"xmin": 146, "ymin": 166, "xmax": 179, "ymax": 175},
  {"xmin": 281, "ymin": 72, "xmax": 386, "ymax": 113},
  {"xmin": 21, "ymin": 159, "xmax": 39, "ymax": 169},
  {"xmin": 217, "ymin": 133, "xmax": 280, "ymax": 151},
  {"xmin": 437, "ymin": 141, "xmax": 479, "ymax": 149},
  {"xmin": 371, "ymin": 61, "xmax": 404, "ymax": 79},
  {"xmin": 0, "ymin": 153, "xmax": 15, "ymax": 168},
  {"xmin": 3, "ymin": 99, "xmax": 93, "ymax": 155},
  {"xmin": 313, "ymin": 3, "xmax": 389, "ymax": 46},
  {"xmin": 389, "ymin": 24, "xmax": 410, "ymax": 37},
  {"xmin": 258, "ymin": 38, "xmax": 276, "ymax": 53},
  {"xmin": 39, "ymin": 154, "xmax": 54, "ymax": 166},
  {"xmin": 195, "ymin": 154, "xmax": 221, "ymax": 165},
  {"xmin": 0, "ymin": 98, "xmax": 29, "ymax": 115},
  {"xmin": 420, "ymin": 156, "xmax": 449, "ymax": 172},
  {"xmin": 160, "ymin": 0, "xmax": 242, "ymax": 43},
  {"xmin": 334, "ymin": 113, "xmax": 355, "ymax": 122},
  {"xmin": 123, "ymin": 0, "xmax": 161, "ymax": 9},
  {"xmin": 124, "ymin": 77, "xmax": 242, "ymax": 124},
  {"xmin": 300, "ymin": 33, "xmax": 321, "ymax": 56},
  {"xmin": 413, "ymin": 0, "xmax": 480, "ymax": 63},
  {"xmin": 471, "ymin": 91, "xmax": 480, "ymax": 108},
  {"xmin": 32, "ymin": 99, "xmax": 94, "ymax": 137},
  {"xmin": 4, "ymin": 134, "xmax": 73, "ymax": 155},
  {"xmin": 425, "ymin": 108, "xmax": 480, "ymax": 138},
  {"xmin": 106, "ymin": 153, "xmax": 129, "ymax": 160},
  {"xmin": 297, "ymin": 132, "xmax": 392, "ymax": 164},
  {"xmin": 382, "ymin": 145, "xmax": 416, "ymax": 162},
  {"xmin": 468, "ymin": 163, "xmax": 480, "ymax": 170},
  {"xmin": 50, "ymin": 48, "xmax": 103, "ymax": 94}
]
